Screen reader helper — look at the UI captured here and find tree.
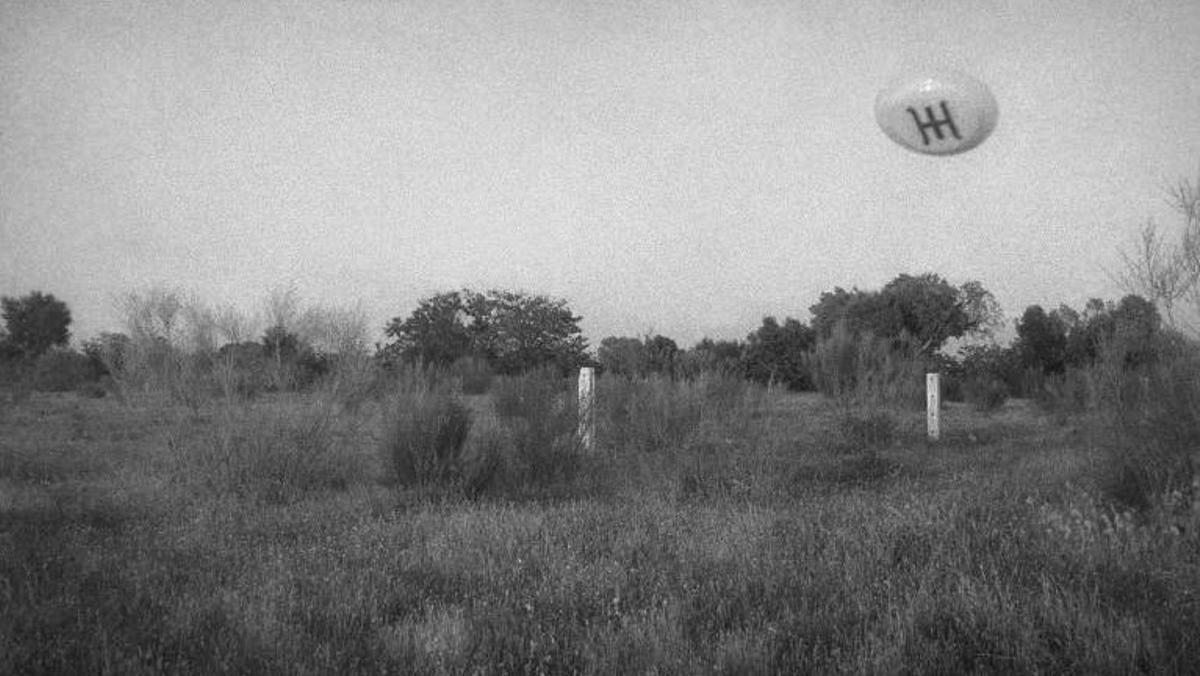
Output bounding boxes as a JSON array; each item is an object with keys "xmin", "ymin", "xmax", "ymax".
[
  {"xmin": 262, "ymin": 324, "xmax": 303, "ymax": 362},
  {"xmin": 381, "ymin": 291, "xmax": 473, "ymax": 366},
  {"xmin": 597, "ymin": 336, "xmax": 646, "ymax": 376},
  {"xmin": 809, "ymin": 274, "xmax": 998, "ymax": 355},
  {"xmin": 1114, "ymin": 167, "xmax": 1200, "ymax": 328},
  {"xmin": 743, "ymin": 316, "xmax": 815, "ymax": 390},
  {"xmin": 1115, "ymin": 220, "xmax": 1194, "ymax": 327},
  {"xmin": 81, "ymin": 332, "xmax": 131, "ymax": 378},
  {"xmin": 643, "ymin": 335, "xmax": 679, "ymax": 375},
  {"xmin": 464, "ymin": 289, "xmax": 588, "ymax": 375},
  {"xmin": 382, "ymin": 289, "xmax": 588, "ymax": 375},
  {"xmin": 676, "ymin": 338, "xmax": 744, "ymax": 378},
  {"xmin": 1110, "ymin": 294, "xmax": 1162, "ymax": 367},
  {"xmin": 1, "ymin": 291, "xmax": 72, "ymax": 359},
  {"xmin": 809, "ymin": 287, "xmax": 874, "ymax": 339},
  {"xmin": 879, "ymin": 273, "xmax": 994, "ymax": 354},
  {"xmin": 1014, "ymin": 305, "xmax": 1068, "ymax": 375}
]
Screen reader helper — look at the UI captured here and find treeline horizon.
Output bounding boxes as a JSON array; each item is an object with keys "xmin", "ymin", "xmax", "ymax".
[{"xmin": 0, "ymin": 270, "xmax": 1183, "ymax": 411}]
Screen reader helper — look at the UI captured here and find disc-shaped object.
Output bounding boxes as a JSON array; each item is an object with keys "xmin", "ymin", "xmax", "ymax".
[{"xmin": 875, "ymin": 70, "xmax": 998, "ymax": 155}]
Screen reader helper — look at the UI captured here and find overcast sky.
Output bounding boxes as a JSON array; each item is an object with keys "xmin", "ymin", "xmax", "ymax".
[{"xmin": 3, "ymin": 0, "xmax": 1199, "ymax": 347}]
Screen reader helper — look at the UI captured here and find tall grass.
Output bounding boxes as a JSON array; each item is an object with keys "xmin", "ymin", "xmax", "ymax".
[
  {"xmin": 172, "ymin": 400, "xmax": 368, "ymax": 505},
  {"xmin": 596, "ymin": 372, "xmax": 764, "ymax": 454},
  {"xmin": 804, "ymin": 324, "xmax": 927, "ymax": 410},
  {"xmin": 5, "ymin": 353, "xmax": 1200, "ymax": 672},
  {"xmin": 488, "ymin": 368, "xmax": 584, "ymax": 495},
  {"xmin": 1087, "ymin": 337, "xmax": 1200, "ymax": 511}
]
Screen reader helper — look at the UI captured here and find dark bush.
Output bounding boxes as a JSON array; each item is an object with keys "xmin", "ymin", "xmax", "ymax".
[
  {"xmin": 1095, "ymin": 351, "xmax": 1200, "ymax": 510},
  {"xmin": 380, "ymin": 386, "xmax": 473, "ymax": 487},
  {"xmin": 962, "ymin": 376, "xmax": 1008, "ymax": 412},
  {"xmin": 488, "ymin": 369, "xmax": 582, "ymax": 492},
  {"xmin": 450, "ymin": 356, "xmax": 494, "ymax": 395},
  {"xmin": 32, "ymin": 348, "xmax": 91, "ymax": 392}
]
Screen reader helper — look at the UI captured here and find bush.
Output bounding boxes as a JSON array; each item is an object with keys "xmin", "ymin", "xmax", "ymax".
[
  {"xmin": 1034, "ymin": 369, "xmax": 1091, "ymax": 415},
  {"xmin": 318, "ymin": 352, "xmax": 384, "ymax": 413},
  {"xmin": 488, "ymin": 368, "xmax": 583, "ymax": 492},
  {"xmin": 598, "ymin": 374, "xmax": 705, "ymax": 453},
  {"xmin": 379, "ymin": 385, "xmax": 474, "ymax": 488},
  {"xmin": 1094, "ymin": 347, "xmax": 1200, "ymax": 511},
  {"xmin": 32, "ymin": 348, "xmax": 91, "ymax": 392},
  {"xmin": 182, "ymin": 403, "xmax": 362, "ymax": 504},
  {"xmin": 962, "ymin": 376, "xmax": 1008, "ymax": 412},
  {"xmin": 598, "ymin": 372, "xmax": 763, "ymax": 455},
  {"xmin": 805, "ymin": 325, "xmax": 927, "ymax": 410},
  {"xmin": 450, "ymin": 356, "xmax": 494, "ymax": 395}
]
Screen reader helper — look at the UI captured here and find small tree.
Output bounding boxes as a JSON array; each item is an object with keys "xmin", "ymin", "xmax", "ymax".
[
  {"xmin": 643, "ymin": 334, "xmax": 679, "ymax": 375},
  {"xmin": 597, "ymin": 336, "xmax": 647, "ymax": 376},
  {"xmin": 1114, "ymin": 167, "xmax": 1200, "ymax": 329},
  {"xmin": 809, "ymin": 274, "xmax": 999, "ymax": 356},
  {"xmin": 1, "ymin": 291, "xmax": 72, "ymax": 359},
  {"xmin": 381, "ymin": 291, "xmax": 473, "ymax": 366},
  {"xmin": 1014, "ymin": 305, "xmax": 1068, "ymax": 375},
  {"xmin": 676, "ymin": 338, "xmax": 744, "ymax": 378},
  {"xmin": 465, "ymin": 289, "xmax": 589, "ymax": 375},
  {"xmin": 743, "ymin": 316, "xmax": 815, "ymax": 390}
]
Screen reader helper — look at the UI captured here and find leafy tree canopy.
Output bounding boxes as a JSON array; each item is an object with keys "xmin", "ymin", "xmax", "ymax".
[
  {"xmin": 643, "ymin": 335, "xmax": 679, "ymax": 375},
  {"xmin": 1015, "ymin": 294, "xmax": 1162, "ymax": 374},
  {"xmin": 1, "ymin": 291, "xmax": 72, "ymax": 359},
  {"xmin": 383, "ymin": 289, "xmax": 588, "ymax": 375},
  {"xmin": 809, "ymin": 273, "xmax": 999, "ymax": 355},
  {"xmin": 1013, "ymin": 305, "xmax": 1068, "ymax": 375},
  {"xmin": 597, "ymin": 336, "xmax": 646, "ymax": 376},
  {"xmin": 381, "ymin": 291, "xmax": 472, "ymax": 367},
  {"xmin": 743, "ymin": 316, "xmax": 815, "ymax": 390},
  {"xmin": 596, "ymin": 334, "xmax": 680, "ymax": 377}
]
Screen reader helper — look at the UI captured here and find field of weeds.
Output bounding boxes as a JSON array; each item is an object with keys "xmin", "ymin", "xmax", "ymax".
[{"xmin": 2, "ymin": 371, "xmax": 1199, "ymax": 674}]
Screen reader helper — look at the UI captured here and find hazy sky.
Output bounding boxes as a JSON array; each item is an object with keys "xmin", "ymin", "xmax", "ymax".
[{"xmin": 3, "ymin": 0, "xmax": 1199, "ymax": 347}]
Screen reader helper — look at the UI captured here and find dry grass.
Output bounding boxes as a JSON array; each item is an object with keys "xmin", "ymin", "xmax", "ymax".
[{"xmin": 2, "ymin": 378, "xmax": 1198, "ymax": 674}]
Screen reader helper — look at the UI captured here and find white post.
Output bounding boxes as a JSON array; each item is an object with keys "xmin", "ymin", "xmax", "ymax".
[
  {"xmin": 577, "ymin": 367, "xmax": 595, "ymax": 452},
  {"xmin": 926, "ymin": 372, "xmax": 940, "ymax": 441}
]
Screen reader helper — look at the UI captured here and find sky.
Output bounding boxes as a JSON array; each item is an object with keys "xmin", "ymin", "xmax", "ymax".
[{"xmin": 2, "ymin": 0, "xmax": 1199, "ymax": 349}]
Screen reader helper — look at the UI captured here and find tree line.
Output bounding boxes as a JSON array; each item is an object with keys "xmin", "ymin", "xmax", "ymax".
[{"xmin": 0, "ymin": 273, "xmax": 1178, "ymax": 407}]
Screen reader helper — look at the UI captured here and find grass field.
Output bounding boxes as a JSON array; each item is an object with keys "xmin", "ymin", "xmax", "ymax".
[{"xmin": 2, "ymin": 375, "xmax": 1198, "ymax": 674}]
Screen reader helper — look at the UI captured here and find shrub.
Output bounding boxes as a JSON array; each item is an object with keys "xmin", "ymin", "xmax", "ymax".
[
  {"xmin": 379, "ymin": 385, "xmax": 473, "ymax": 487},
  {"xmin": 0, "ymin": 357, "xmax": 34, "ymax": 406},
  {"xmin": 805, "ymin": 325, "xmax": 927, "ymax": 409},
  {"xmin": 962, "ymin": 376, "xmax": 1008, "ymax": 412},
  {"xmin": 598, "ymin": 374, "xmax": 705, "ymax": 453},
  {"xmin": 449, "ymin": 356, "xmax": 494, "ymax": 395},
  {"xmin": 488, "ymin": 368, "xmax": 583, "ymax": 492},
  {"xmin": 317, "ymin": 352, "xmax": 384, "ymax": 413},
  {"xmin": 182, "ymin": 403, "xmax": 361, "ymax": 504},
  {"xmin": 597, "ymin": 372, "xmax": 764, "ymax": 455},
  {"xmin": 32, "ymin": 347, "xmax": 91, "ymax": 392},
  {"xmin": 1096, "ymin": 357, "xmax": 1200, "ymax": 510}
]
